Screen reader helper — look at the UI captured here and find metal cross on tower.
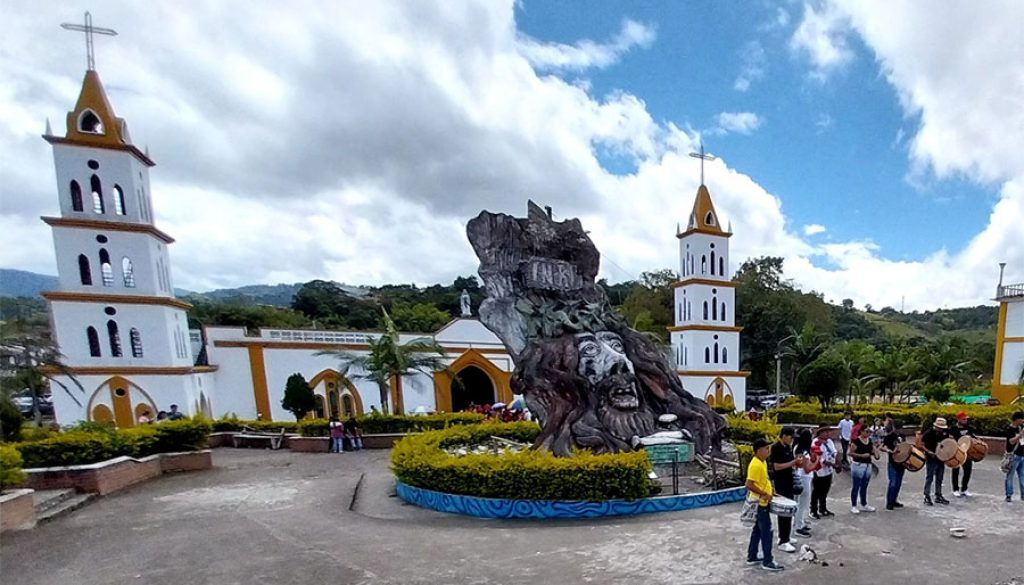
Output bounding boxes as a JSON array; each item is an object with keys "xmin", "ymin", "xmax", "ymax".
[
  {"xmin": 61, "ymin": 12, "xmax": 118, "ymax": 71},
  {"xmin": 688, "ymin": 142, "xmax": 716, "ymax": 185}
]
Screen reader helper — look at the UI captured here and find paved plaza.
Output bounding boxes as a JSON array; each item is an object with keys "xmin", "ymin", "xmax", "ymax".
[{"xmin": 1, "ymin": 448, "xmax": 1022, "ymax": 585}]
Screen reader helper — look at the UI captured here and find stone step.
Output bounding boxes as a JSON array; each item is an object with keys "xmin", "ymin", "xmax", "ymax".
[
  {"xmin": 35, "ymin": 493, "xmax": 96, "ymax": 525},
  {"xmin": 32, "ymin": 489, "xmax": 77, "ymax": 514}
]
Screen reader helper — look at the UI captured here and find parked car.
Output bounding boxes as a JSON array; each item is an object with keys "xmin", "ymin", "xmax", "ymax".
[
  {"xmin": 759, "ymin": 394, "xmax": 791, "ymax": 410},
  {"xmin": 12, "ymin": 392, "xmax": 54, "ymax": 417},
  {"xmin": 745, "ymin": 388, "xmax": 771, "ymax": 411}
]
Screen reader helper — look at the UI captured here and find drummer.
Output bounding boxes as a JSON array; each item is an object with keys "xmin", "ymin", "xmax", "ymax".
[
  {"xmin": 880, "ymin": 419, "xmax": 907, "ymax": 510},
  {"xmin": 920, "ymin": 417, "xmax": 951, "ymax": 506},
  {"xmin": 950, "ymin": 412, "xmax": 976, "ymax": 497},
  {"xmin": 745, "ymin": 438, "xmax": 785, "ymax": 572}
]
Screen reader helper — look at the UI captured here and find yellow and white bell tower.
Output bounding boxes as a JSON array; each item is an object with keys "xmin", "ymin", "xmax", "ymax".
[{"xmin": 993, "ymin": 268, "xmax": 1024, "ymax": 405}]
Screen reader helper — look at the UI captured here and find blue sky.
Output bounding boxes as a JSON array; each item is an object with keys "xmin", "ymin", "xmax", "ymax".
[{"xmin": 517, "ymin": 1, "xmax": 995, "ymax": 266}]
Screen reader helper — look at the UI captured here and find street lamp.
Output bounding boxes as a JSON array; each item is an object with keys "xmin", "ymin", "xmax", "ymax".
[{"xmin": 775, "ymin": 334, "xmax": 797, "ymax": 398}]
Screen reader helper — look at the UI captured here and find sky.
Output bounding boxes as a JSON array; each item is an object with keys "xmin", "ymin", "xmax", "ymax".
[{"xmin": 0, "ymin": 1, "xmax": 1021, "ymax": 311}]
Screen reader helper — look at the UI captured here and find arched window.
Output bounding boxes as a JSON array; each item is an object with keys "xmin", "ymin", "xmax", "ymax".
[
  {"xmin": 703, "ymin": 301, "xmax": 709, "ymax": 320},
  {"xmin": 721, "ymin": 302, "xmax": 727, "ymax": 321},
  {"xmin": 70, "ymin": 180, "xmax": 83, "ymax": 211},
  {"xmin": 719, "ymin": 257, "xmax": 725, "ymax": 276},
  {"xmin": 684, "ymin": 347, "xmax": 688, "ymax": 366},
  {"xmin": 130, "ymin": 328, "xmax": 143, "ymax": 358},
  {"xmin": 87, "ymin": 326, "xmax": 101, "ymax": 357},
  {"xmin": 91, "ymin": 175, "xmax": 104, "ymax": 214},
  {"xmin": 710, "ymin": 251, "xmax": 716, "ymax": 275},
  {"xmin": 99, "ymin": 249, "xmax": 113, "ymax": 286},
  {"xmin": 107, "ymin": 320, "xmax": 122, "ymax": 357},
  {"xmin": 701, "ymin": 255, "xmax": 707, "ymax": 275},
  {"xmin": 723, "ymin": 347, "xmax": 728, "ymax": 364},
  {"xmin": 113, "ymin": 185, "xmax": 126, "ymax": 215},
  {"xmin": 79, "ymin": 109, "xmax": 103, "ymax": 133},
  {"xmin": 714, "ymin": 342, "xmax": 720, "ymax": 363},
  {"xmin": 687, "ymin": 301, "xmax": 691, "ymax": 320},
  {"xmin": 704, "ymin": 347, "xmax": 710, "ymax": 363},
  {"xmin": 705, "ymin": 211, "xmax": 715, "ymax": 225},
  {"xmin": 712, "ymin": 296, "xmax": 718, "ymax": 320},
  {"xmin": 78, "ymin": 254, "xmax": 92, "ymax": 285},
  {"xmin": 122, "ymin": 257, "xmax": 135, "ymax": 287}
]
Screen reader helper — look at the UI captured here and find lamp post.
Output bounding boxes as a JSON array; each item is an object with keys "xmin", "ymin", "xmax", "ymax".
[{"xmin": 775, "ymin": 334, "xmax": 797, "ymax": 398}]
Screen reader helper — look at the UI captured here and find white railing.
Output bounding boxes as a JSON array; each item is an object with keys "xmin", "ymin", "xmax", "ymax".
[
  {"xmin": 997, "ymin": 282, "xmax": 1024, "ymax": 299},
  {"xmin": 263, "ymin": 329, "xmax": 376, "ymax": 344}
]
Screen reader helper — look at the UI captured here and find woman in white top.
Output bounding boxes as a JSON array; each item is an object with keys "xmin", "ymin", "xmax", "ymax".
[{"xmin": 794, "ymin": 428, "xmax": 818, "ymax": 536}]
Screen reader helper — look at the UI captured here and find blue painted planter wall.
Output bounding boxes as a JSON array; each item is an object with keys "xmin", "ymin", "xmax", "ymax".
[{"xmin": 395, "ymin": 481, "xmax": 747, "ymax": 519}]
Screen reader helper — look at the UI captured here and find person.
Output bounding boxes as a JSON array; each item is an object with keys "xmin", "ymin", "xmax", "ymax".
[
  {"xmin": 1005, "ymin": 411, "xmax": 1024, "ymax": 503},
  {"xmin": 370, "ymin": 405, "xmax": 380, "ymax": 415},
  {"xmin": 137, "ymin": 410, "xmax": 152, "ymax": 425},
  {"xmin": 882, "ymin": 413, "xmax": 895, "ymax": 436},
  {"xmin": 950, "ymin": 412, "xmax": 976, "ymax": 497},
  {"xmin": 810, "ymin": 427, "xmax": 837, "ymax": 519},
  {"xmin": 851, "ymin": 416, "xmax": 866, "ymax": 446},
  {"xmin": 156, "ymin": 410, "xmax": 168, "ymax": 422},
  {"xmin": 745, "ymin": 438, "xmax": 784, "ymax": 572},
  {"xmin": 344, "ymin": 416, "xmax": 364, "ymax": 450},
  {"xmin": 849, "ymin": 425, "xmax": 878, "ymax": 513},
  {"xmin": 837, "ymin": 412, "xmax": 854, "ymax": 469},
  {"xmin": 869, "ymin": 417, "xmax": 885, "ymax": 444},
  {"xmin": 793, "ymin": 428, "xmax": 817, "ymax": 537},
  {"xmin": 920, "ymin": 417, "xmax": 950, "ymax": 505},
  {"xmin": 880, "ymin": 419, "xmax": 907, "ymax": 510},
  {"xmin": 167, "ymin": 404, "xmax": 185, "ymax": 421},
  {"xmin": 770, "ymin": 427, "xmax": 804, "ymax": 553},
  {"xmin": 329, "ymin": 417, "xmax": 345, "ymax": 453}
]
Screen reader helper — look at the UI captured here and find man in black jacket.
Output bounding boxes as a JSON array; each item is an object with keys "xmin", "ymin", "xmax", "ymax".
[
  {"xmin": 771, "ymin": 427, "xmax": 804, "ymax": 553},
  {"xmin": 920, "ymin": 417, "xmax": 950, "ymax": 505},
  {"xmin": 950, "ymin": 412, "xmax": 975, "ymax": 497}
]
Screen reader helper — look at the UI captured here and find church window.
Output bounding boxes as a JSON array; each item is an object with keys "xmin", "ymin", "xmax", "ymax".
[
  {"xmin": 710, "ymin": 251, "xmax": 716, "ymax": 275},
  {"xmin": 719, "ymin": 257, "xmax": 725, "ymax": 276},
  {"xmin": 70, "ymin": 180, "xmax": 83, "ymax": 212},
  {"xmin": 78, "ymin": 254, "xmax": 92, "ymax": 285},
  {"xmin": 704, "ymin": 347, "xmax": 710, "ymax": 363},
  {"xmin": 99, "ymin": 249, "xmax": 113, "ymax": 286},
  {"xmin": 684, "ymin": 347, "xmax": 688, "ymax": 366},
  {"xmin": 87, "ymin": 327, "xmax": 101, "ymax": 357},
  {"xmin": 712, "ymin": 295, "xmax": 718, "ymax": 320},
  {"xmin": 130, "ymin": 328, "xmax": 143, "ymax": 358},
  {"xmin": 88, "ymin": 160, "xmax": 99, "ymax": 170},
  {"xmin": 122, "ymin": 257, "xmax": 135, "ymax": 287},
  {"xmin": 107, "ymin": 320, "xmax": 122, "ymax": 357},
  {"xmin": 705, "ymin": 211, "xmax": 715, "ymax": 226},
  {"xmin": 113, "ymin": 185, "xmax": 126, "ymax": 215},
  {"xmin": 78, "ymin": 109, "xmax": 103, "ymax": 134},
  {"xmin": 91, "ymin": 175, "xmax": 104, "ymax": 214},
  {"xmin": 721, "ymin": 302, "xmax": 726, "ymax": 321},
  {"xmin": 687, "ymin": 301, "xmax": 691, "ymax": 320},
  {"xmin": 104, "ymin": 306, "xmax": 116, "ymax": 315},
  {"xmin": 96, "ymin": 235, "xmax": 108, "ymax": 243},
  {"xmin": 723, "ymin": 347, "xmax": 728, "ymax": 364},
  {"xmin": 701, "ymin": 255, "xmax": 707, "ymax": 275},
  {"xmin": 703, "ymin": 301, "xmax": 708, "ymax": 320},
  {"xmin": 714, "ymin": 342, "xmax": 719, "ymax": 363}
]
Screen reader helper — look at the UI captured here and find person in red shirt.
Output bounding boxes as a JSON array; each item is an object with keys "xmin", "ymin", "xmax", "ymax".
[{"xmin": 851, "ymin": 416, "xmax": 865, "ymax": 446}]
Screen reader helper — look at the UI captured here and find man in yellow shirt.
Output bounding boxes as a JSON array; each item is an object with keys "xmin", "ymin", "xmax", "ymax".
[{"xmin": 746, "ymin": 438, "xmax": 784, "ymax": 572}]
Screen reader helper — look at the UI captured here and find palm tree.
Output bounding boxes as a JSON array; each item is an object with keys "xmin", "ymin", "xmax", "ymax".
[
  {"xmin": 782, "ymin": 322, "xmax": 827, "ymax": 394},
  {"xmin": 1, "ymin": 333, "xmax": 84, "ymax": 427},
  {"xmin": 317, "ymin": 309, "xmax": 449, "ymax": 415}
]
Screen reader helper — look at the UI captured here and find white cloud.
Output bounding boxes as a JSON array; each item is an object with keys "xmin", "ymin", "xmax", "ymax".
[
  {"xmin": 712, "ymin": 112, "xmax": 763, "ymax": 135},
  {"xmin": 517, "ymin": 18, "xmax": 656, "ymax": 71},
  {"xmin": 814, "ymin": 113, "xmax": 833, "ymax": 133},
  {"xmin": 803, "ymin": 224, "xmax": 827, "ymax": 236},
  {"xmin": 790, "ymin": 1, "xmax": 854, "ymax": 80},
  {"xmin": 733, "ymin": 41, "xmax": 766, "ymax": 92}
]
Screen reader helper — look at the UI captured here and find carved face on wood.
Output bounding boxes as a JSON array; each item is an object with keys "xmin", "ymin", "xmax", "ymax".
[{"xmin": 575, "ymin": 332, "xmax": 640, "ymax": 411}]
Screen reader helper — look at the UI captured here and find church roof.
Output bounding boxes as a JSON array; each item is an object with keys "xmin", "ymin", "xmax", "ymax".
[
  {"xmin": 43, "ymin": 70, "xmax": 154, "ymax": 166},
  {"xmin": 678, "ymin": 184, "xmax": 731, "ymax": 238}
]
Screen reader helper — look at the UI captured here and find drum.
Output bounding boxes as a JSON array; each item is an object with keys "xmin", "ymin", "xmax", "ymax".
[
  {"xmin": 892, "ymin": 443, "xmax": 926, "ymax": 472},
  {"xmin": 959, "ymin": 436, "xmax": 989, "ymax": 462},
  {"xmin": 937, "ymin": 438, "xmax": 966, "ymax": 468},
  {"xmin": 769, "ymin": 496, "xmax": 798, "ymax": 517}
]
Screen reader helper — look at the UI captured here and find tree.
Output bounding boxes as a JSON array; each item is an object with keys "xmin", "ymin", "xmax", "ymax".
[
  {"xmin": 783, "ymin": 322, "xmax": 828, "ymax": 393},
  {"xmin": 797, "ymin": 351, "xmax": 849, "ymax": 411},
  {"xmin": 733, "ymin": 257, "xmax": 803, "ymax": 389},
  {"xmin": 618, "ymin": 269, "xmax": 675, "ymax": 341},
  {"xmin": 390, "ymin": 302, "xmax": 451, "ymax": 333},
  {"xmin": 0, "ymin": 333, "xmax": 84, "ymax": 427},
  {"xmin": 317, "ymin": 309, "xmax": 448, "ymax": 415},
  {"xmin": 281, "ymin": 373, "xmax": 315, "ymax": 421}
]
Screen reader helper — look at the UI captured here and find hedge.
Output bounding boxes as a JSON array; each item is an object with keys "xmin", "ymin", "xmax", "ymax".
[
  {"xmin": 299, "ymin": 412, "xmax": 486, "ymax": 437},
  {"xmin": 391, "ymin": 422, "xmax": 653, "ymax": 501},
  {"xmin": 723, "ymin": 413, "xmax": 781, "ymax": 444},
  {"xmin": 211, "ymin": 417, "xmax": 299, "ymax": 433},
  {"xmin": 772, "ymin": 402, "xmax": 1018, "ymax": 436},
  {"xmin": 15, "ymin": 419, "xmax": 212, "ymax": 468},
  {"xmin": 0, "ymin": 444, "xmax": 26, "ymax": 489}
]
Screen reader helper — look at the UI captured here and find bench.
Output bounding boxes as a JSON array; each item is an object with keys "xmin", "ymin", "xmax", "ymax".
[{"xmin": 232, "ymin": 428, "xmax": 286, "ymax": 450}]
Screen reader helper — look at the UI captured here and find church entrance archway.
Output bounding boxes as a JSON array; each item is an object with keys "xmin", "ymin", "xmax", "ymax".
[
  {"xmin": 308, "ymin": 370, "xmax": 364, "ymax": 419},
  {"xmin": 87, "ymin": 376, "xmax": 158, "ymax": 428},
  {"xmin": 451, "ymin": 365, "xmax": 496, "ymax": 412}
]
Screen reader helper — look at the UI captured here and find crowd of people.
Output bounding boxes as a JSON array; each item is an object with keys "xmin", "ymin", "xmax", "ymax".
[
  {"xmin": 135, "ymin": 404, "xmax": 187, "ymax": 425},
  {"xmin": 463, "ymin": 402, "xmax": 532, "ymax": 423},
  {"xmin": 328, "ymin": 416, "xmax": 364, "ymax": 453},
  {"xmin": 744, "ymin": 409, "xmax": 1024, "ymax": 572}
]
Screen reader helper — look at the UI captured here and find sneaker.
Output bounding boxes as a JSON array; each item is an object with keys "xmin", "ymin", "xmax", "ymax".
[
  {"xmin": 746, "ymin": 557, "xmax": 763, "ymax": 565},
  {"xmin": 850, "ymin": 506, "xmax": 860, "ymax": 515},
  {"xmin": 962, "ymin": 490, "xmax": 973, "ymax": 497},
  {"xmin": 859, "ymin": 505, "xmax": 876, "ymax": 513},
  {"xmin": 778, "ymin": 542, "xmax": 797, "ymax": 553},
  {"xmin": 952, "ymin": 490, "xmax": 961, "ymax": 497},
  {"xmin": 821, "ymin": 510, "xmax": 835, "ymax": 517},
  {"xmin": 811, "ymin": 512, "xmax": 821, "ymax": 520},
  {"xmin": 885, "ymin": 504, "xmax": 894, "ymax": 511},
  {"xmin": 794, "ymin": 527, "xmax": 812, "ymax": 538},
  {"xmin": 761, "ymin": 561, "xmax": 785, "ymax": 572},
  {"xmin": 893, "ymin": 502, "xmax": 905, "ymax": 508},
  {"xmin": 936, "ymin": 495, "xmax": 950, "ymax": 505},
  {"xmin": 923, "ymin": 495, "xmax": 933, "ymax": 506},
  {"xmin": 1006, "ymin": 496, "xmax": 1012, "ymax": 503}
]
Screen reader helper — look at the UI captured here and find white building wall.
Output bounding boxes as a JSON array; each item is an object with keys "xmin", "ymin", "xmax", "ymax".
[
  {"xmin": 49, "ymin": 301, "xmax": 192, "ymax": 367},
  {"xmin": 673, "ymin": 285, "xmax": 735, "ymax": 326},
  {"xmin": 51, "ymin": 373, "xmax": 197, "ymax": 427},
  {"xmin": 1006, "ymin": 301, "xmax": 1024, "ymax": 337},
  {"xmin": 678, "ymin": 232, "xmax": 730, "ymax": 280},
  {"xmin": 51, "ymin": 143, "xmax": 153, "ymax": 225},
  {"xmin": 51, "ymin": 229, "xmax": 170, "ymax": 296}
]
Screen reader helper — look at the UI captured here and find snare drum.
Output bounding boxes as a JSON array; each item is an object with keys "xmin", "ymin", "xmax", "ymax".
[
  {"xmin": 937, "ymin": 438, "xmax": 966, "ymax": 469},
  {"xmin": 769, "ymin": 496, "xmax": 798, "ymax": 517},
  {"xmin": 892, "ymin": 442, "xmax": 926, "ymax": 472},
  {"xmin": 959, "ymin": 436, "xmax": 988, "ymax": 462}
]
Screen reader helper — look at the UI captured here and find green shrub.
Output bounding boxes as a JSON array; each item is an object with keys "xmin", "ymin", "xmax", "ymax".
[
  {"xmin": 0, "ymin": 444, "xmax": 26, "ymax": 489},
  {"xmin": 391, "ymin": 422, "xmax": 652, "ymax": 501},
  {"xmin": 18, "ymin": 426, "xmax": 57, "ymax": 443},
  {"xmin": 211, "ymin": 416, "xmax": 298, "ymax": 434},
  {"xmin": 772, "ymin": 402, "xmax": 1016, "ymax": 436},
  {"xmin": 736, "ymin": 444, "xmax": 754, "ymax": 476},
  {"xmin": 1, "ymin": 397, "xmax": 24, "ymax": 442},
  {"xmin": 724, "ymin": 413, "xmax": 781, "ymax": 444},
  {"xmin": 299, "ymin": 413, "xmax": 486, "ymax": 437}
]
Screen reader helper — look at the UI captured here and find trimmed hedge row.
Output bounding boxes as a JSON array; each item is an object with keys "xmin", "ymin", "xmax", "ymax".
[
  {"xmin": 299, "ymin": 412, "xmax": 486, "ymax": 437},
  {"xmin": 0, "ymin": 444, "xmax": 26, "ymax": 489},
  {"xmin": 772, "ymin": 402, "xmax": 1018, "ymax": 436},
  {"xmin": 391, "ymin": 422, "xmax": 653, "ymax": 501},
  {"xmin": 211, "ymin": 418, "xmax": 299, "ymax": 433},
  {"xmin": 723, "ymin": 413, "xmax": 781, "ymax": 444},
  {"xmin": 14, "ymin": 419, "xmax": 212, "ymax": 468}
]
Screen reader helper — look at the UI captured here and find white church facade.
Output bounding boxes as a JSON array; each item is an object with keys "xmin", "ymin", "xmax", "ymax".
[{"xmin": 42, "ymin": 65, "xmax": 747, "ymax": 428}]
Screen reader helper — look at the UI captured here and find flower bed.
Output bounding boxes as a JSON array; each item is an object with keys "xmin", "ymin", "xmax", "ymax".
[{"xmin": 391, "ymin": 422, "xmax": 652, "ymax": 501}]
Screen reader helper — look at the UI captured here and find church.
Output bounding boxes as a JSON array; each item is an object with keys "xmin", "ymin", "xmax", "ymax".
[{"xmin": 42, "ymin": 60, "xmax": 746, "ymax": 428}]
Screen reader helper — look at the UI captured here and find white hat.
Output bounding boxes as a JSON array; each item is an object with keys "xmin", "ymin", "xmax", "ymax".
[{"xmin": 933, "ymin": 417, "xmax": 948, "ymax": 429}]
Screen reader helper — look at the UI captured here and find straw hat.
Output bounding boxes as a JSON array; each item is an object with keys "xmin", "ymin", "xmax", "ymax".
[{"xmin": 933, "ymin": 417, "xmax": 949, "ymax": 429}]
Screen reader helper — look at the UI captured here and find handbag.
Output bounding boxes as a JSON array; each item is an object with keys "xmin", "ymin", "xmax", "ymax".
[{"xmin": 740, "ymin": 497, "xmax": 759, "ymax": 525}]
